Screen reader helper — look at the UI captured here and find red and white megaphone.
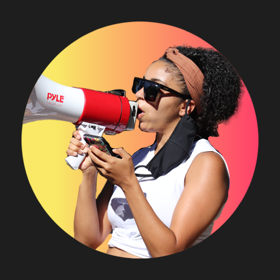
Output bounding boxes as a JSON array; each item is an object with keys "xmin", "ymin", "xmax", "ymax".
[{"xmin": 23, "ymin": 75, "xmax": 138, "ymax": 169}]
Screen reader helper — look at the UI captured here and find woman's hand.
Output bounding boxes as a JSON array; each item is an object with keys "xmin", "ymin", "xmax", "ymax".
[
  {"xmin": 87, "ymin": 145, "xmax": 137, "ymax": 189},
  {"xmin": 66, "ymin": 130, "xmax": 96, "ymax": 173}
]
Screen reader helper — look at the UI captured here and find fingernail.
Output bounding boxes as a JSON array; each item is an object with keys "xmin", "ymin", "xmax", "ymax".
[
  {"xmin": 73, "ymin": 152, "xmax": 77, "ymax": 156},
  {"xmin": 80, "ymin": 145, "xmax": 84, "ymax": 149}
]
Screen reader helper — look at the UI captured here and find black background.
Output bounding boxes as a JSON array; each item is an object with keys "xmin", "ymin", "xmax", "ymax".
[{"xmin": 4, "ymin": 3, "xmax": 273, "ymax": 278}]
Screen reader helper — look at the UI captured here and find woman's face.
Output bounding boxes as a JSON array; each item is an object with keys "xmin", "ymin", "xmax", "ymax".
[{"xmin": 136, "ymin": 60, "xmax": 184, "ymax": 135}]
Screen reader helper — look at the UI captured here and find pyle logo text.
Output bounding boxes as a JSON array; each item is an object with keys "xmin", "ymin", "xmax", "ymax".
[{"xmin": 47, "ymin": 93, "xmax": 64, "ymax": 103}]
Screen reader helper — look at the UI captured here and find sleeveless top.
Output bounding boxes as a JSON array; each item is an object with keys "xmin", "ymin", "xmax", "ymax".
[{"xmin": 107, "ymin": 139, "xmax": 229, "ymax": 258}]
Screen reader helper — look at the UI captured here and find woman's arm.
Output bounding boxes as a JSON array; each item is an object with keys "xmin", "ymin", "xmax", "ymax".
[
  {"xmin": 67, "ymin": 131, "xmax": 114, "ymax": 249},
  {"xmin": 74, "ymin": 168, "xmax": 114, "ymax": 249},
  {"xmin": 88, "ymin": 146, "xmax": 228, "ymax": 257},
  {"xmin": 168, "ymin": 152, "xmax": 228, "ymax": 250}
]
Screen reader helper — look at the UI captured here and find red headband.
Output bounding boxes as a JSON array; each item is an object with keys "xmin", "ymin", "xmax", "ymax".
[{"xmin": 165, "ymin": 47, "xmax": 204, "ymax": 115}]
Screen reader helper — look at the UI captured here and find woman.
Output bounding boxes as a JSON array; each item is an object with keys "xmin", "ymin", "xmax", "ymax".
[{"xmin": 66, "ymin": 46, "xmax": 242, "ymax": 258}]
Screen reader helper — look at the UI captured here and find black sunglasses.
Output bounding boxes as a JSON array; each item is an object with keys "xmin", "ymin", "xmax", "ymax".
[{"xmin": 132, "ymin": 77, "xmax": 190, "ymax": 102}]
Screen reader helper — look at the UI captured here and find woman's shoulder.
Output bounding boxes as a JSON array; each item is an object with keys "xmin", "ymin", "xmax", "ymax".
[
  {"xmin": 190, "ymin": 139, "xmax": 225, "ymax": 164},
  {"xmin": 188, "ymin": 138, "xmax": 230, "ymax": 180},
  {"xmin": 185, "ymin": 150, "xmax": 229, "ymax": 195},
  {"xmin": 187, "ymin": 140, "xmax": 230, "ymax": 189},
  {"xmin": 192, "ymin": 150, "xmax": 226, "ymax": 168}
]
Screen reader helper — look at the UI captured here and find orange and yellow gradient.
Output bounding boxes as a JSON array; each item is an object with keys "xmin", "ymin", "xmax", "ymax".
[{"xmin": 21, "ymin": 22, "xmax": 258, "ymax": 254}]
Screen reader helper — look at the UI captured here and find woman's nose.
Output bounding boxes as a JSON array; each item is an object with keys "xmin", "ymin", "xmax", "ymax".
[{"xmin": 135, "ymin": 87, "xmax": 145, "ymax": 99}]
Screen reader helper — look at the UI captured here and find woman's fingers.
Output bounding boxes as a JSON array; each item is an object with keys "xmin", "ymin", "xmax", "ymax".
[
  {"xmin": 87, "ymin": 146, "xmax": 135, "ymax": 186},
  {"xmin": 66, "ymin": 135, "xmax": 88, "ymax": 156},
  {"xmin": 70, "ymin": 137, "xmax": 84, "ymax": 148},
  {"xmin": 88, "ymin": 146, "xmax": 111, "ymax": 165},
  {"xmin": 112, "ymin": 147, "xmax": 129, "ymax": 159},
  {"xmin": 67, "ymin": 143, "xmax": 83, "ymax": 156},
  {"xmin": 72, "ymin": 130, "xmax": 81, "ymax": 140}
]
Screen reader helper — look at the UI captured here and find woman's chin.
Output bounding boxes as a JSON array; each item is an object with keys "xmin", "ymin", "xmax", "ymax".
[
  {"xmin": 138, "ymin": 121, "xmax": 147, "ymax": 132},
  {"xmin": 138, "ymin": 122, "xmax": 154, "ymax": 133}
]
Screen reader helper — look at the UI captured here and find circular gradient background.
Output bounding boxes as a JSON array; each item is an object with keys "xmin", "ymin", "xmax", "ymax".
[{"xmin": 21, "ymin": 22, "xmax": 258, "ymax": 254}]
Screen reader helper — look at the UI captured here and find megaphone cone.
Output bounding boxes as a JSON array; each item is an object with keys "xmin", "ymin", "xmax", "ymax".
[{"xmin": 23, "ymin": 75, "xmax": 85, "ymax": 124}]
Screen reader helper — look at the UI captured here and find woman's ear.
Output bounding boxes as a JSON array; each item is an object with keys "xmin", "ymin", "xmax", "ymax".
[{"xmin": 179, "ymin": 99, "xmax": 196, "ymax": 116}]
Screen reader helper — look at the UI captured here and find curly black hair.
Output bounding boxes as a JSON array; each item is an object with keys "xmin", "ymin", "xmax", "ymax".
[{"xmin": 159, "ymin": 46, "xmax": 243, "ymax": 138}]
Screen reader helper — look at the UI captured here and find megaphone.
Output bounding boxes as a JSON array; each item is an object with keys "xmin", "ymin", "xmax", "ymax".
[{"xmin": 23, "ymin": 75, "xmax": 138, "ymax": 170}]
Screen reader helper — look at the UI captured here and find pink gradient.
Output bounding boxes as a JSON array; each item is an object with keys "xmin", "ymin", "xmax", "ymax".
[{"xmin": 210, "ymin": 84, "xmax": 258, "ymax": 232}]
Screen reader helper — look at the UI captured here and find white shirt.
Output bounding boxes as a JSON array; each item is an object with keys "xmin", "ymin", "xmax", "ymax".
[{"xmin": 107, "ymin": 139, "xmax": 229, "ymax": 258}]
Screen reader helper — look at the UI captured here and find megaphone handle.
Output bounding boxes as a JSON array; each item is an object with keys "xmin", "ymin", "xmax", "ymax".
[
  {"xmin": 65, "ymin": 122, "xmax": 106, "ymax": 170},
  {"xmin": 64, "ymin": 132, "xmax": 87, "ymax": 170}
]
